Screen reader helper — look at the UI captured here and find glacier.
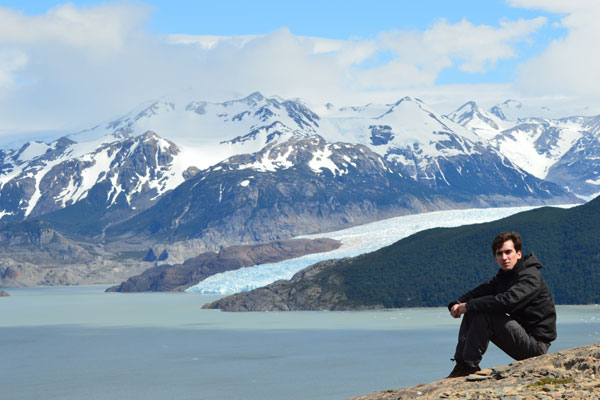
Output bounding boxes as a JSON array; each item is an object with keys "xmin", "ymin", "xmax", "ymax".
[{"xmin": 186, "ymin": 205, "xmax": 567, "ymax": 294}]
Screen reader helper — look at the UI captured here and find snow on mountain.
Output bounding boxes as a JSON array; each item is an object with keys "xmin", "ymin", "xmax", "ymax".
[
  {"xmin": 493, "ymin": 117, "xmax": 584, "ymax": 179},
  {"xmin": 1, "ymin": 92, "xmax": 323, "ymax": 224},
  {"xmin": 445, "ymin": 101, "xmax": 512, "ymax": 140},
  {"xmin": 186, "ymin": 205, "xmax": 548, "ymax": 294},
  {"xmin": 317, "ymin": 97, "xmax": 573, "ymax": 200},
  {"xmin": 546, "ymin": 115, "xmax": 600, "ymax": 199},
  {"xmin": 448, "ymin": 101, "xmax": 600, "ymax": 197},
  {"xmin": 0, "ymin": 91, "xmax": 588, "ymax": 226},
  {"xmin": 490, "ymin": 99, "xmax": 526, "ymax": 121},
  {"xmin": 75, "ymin": 91, "xmax": 320, "ymax": 171},
  {"xmin": 319, "ymin": 96, "xmax": 482, "ymax": 150},
  {"xmin": 0, "ymin": 132, "xmax": 185, "ymax": 224},
  {"xmin": 105, "ymin": 134, "xmax": 440, "ymax": 245}
]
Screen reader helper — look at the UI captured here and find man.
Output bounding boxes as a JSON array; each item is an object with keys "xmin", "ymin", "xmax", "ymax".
[{"xmin": 446, "ymin": 232, "xmax": 556, "ymax": 378}]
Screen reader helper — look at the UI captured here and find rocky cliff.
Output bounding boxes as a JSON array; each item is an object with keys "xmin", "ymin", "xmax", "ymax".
[
  {"xmin": 107, "ymin": 238, "xmax": 341, "ymax": 292},
  {"xmin": 350, "ymin": 342, "xmax": 600, "ymax": 400}
]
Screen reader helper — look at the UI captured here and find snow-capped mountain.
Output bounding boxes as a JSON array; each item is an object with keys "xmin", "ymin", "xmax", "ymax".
[
  {"xmin": 445, "ymin": 101, "xmax": 511, "ymax": 140},
  {"xmin": 447, "ymin": 100, "xmax": 600, "ymax": 198},
  {"xmin": 0, "ymin": 92, "xmax": 584, "ymax": 242},
  {"xmin": 0, "ymin": 131, "xmax": 185, "ymax": 227},
  {"xmin": 104, "ymin": 133, "xmax": 574, "ymax": 247},
  {"xmin": 76, "ymin": 91, "xmax": 320, "ymax": 170},
  {"xmin": 105, "ymin": 135, "xmax": 438, "ymax": 244},
  {"xmin": 318, "ymin": 97, "xmax": 515, "ymax": 192},
  {"xmin": 546, "ymin": 115, "xmax": 600, "ymax": 197}
]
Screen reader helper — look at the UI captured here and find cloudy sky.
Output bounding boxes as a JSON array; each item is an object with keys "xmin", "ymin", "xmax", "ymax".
[{"xmin": 0, "ymin": 0, "xmax": 599, "ymax": 146}]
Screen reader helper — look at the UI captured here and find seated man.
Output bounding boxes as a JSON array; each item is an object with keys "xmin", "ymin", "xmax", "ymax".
[{"xmin": 447, "ymin": 231, "xmax": 556, "ymax": 378}]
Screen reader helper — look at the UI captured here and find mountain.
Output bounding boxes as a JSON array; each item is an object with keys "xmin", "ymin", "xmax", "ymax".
[
  {"xmin": 448, "ymin": 101, "xmax": 600, "ymax": 199},
  {"xmin": 445, "ymin": 101, "xmax": 509, "ymax": 140},
  {"xmin": 0, "ymin": 92, "xmax": 585, "ymax": 247},
  {"xmin": 74, "ymin": 91, "xmax": 320, "ymax": 170},
  {"xmin": 204, "ymin": 195, "xmax": 600, "ymax": 311},
  {"xmin": 0, "ymin": 131, "xmax": 185, "ymax": 232},
  {"xmin": 104, "ymin": 132, "xmax": 575, "ymax": 248},
  {"xmin": 104, "ymin": 135, "xmax": 437, "ymax": 246}
]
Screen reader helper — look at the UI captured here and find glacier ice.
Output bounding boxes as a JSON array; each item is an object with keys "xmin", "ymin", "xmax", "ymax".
[{"xmin": 186, "ymin": 206, "xmax": 558, "ymax": 294}]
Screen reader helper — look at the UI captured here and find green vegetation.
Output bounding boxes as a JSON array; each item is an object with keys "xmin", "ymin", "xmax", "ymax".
[{"xmin": 314, "ymin": 196, "xmax": 600, "ymax": 308}]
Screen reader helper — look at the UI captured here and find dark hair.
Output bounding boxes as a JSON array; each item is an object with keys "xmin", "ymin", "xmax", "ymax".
[{"xmin": 491, "ymin": 232, "xmax": 522, "ymax": 254}]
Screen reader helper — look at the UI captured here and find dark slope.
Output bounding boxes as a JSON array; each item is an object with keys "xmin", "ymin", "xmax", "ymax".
[{"xmin": 206, "ymin": 196, "xmax": 600, "ymax": 311}]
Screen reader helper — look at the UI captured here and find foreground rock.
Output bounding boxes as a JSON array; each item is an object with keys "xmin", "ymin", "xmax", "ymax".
[
  {"xmin": 350, "ymin": 342, "xmax": 600, "ymax": 400},
  {"xmin": 0, "ymin": 290, "xmax": 9, "ymax": 297},
  {"xmin": 203, "ymin": 258, "xmax": 363, "ymax": 311},
  {"xmin": 107, "ymin": 238, "xmax": 341, "ymax": 292}
]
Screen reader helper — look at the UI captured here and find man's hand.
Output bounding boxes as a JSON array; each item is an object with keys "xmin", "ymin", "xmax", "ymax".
[{"xmin": 450, "ymin": 302, "xmax": 468, "ymax": 318}]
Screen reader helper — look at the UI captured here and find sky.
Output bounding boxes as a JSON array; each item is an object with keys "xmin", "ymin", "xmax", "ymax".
[{"xmin": 0, "ymin": 0, "xmax": 599, "ymax": 146}]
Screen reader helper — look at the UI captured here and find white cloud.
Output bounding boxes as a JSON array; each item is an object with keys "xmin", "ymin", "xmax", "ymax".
[
  {"xmin": 0, "ymin": 1, "xmax": 594, "ymax": 145},
  {"xmin": 511, "ymin": 0, "xmax": 600, "ymax": 100},
  {"xmin": 0, "ymin": 50, "xmax": 27, "ymax": 87},
  {"xmin": 0, "ymin": 4, "xmax": 149, "ymax": 54},
  {"xmin": 359, "ymin": 16, "xmax": 547, "ymax": 89}
]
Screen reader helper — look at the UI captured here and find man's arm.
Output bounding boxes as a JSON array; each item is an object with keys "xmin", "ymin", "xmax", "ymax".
[
  {"xmin": 448, "ymin": 276, "xmax": 497, "ymax": 311},
  {"xmin": 466, "ymin": 268, "xmax": 542, "ymax": 313}
]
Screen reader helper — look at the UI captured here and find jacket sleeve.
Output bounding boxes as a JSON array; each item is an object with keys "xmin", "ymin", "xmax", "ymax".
[
  {"xmin": 466, "ymin": 268, "xmax": 541, "ymax": 313},
  {"xmin": 456, "ymin": 276, "xmax": 497, "ymax": 304}
]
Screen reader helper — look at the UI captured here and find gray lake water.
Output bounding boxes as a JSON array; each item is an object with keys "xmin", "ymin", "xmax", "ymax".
[{"xmin": 1, "ymin": 285, "xmax": 599, "ymax": 400}]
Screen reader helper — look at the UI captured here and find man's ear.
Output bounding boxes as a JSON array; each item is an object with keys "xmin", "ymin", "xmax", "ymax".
[{"xmin": 516, "ymin": 250, "xmax": 522, "ymax": 259}]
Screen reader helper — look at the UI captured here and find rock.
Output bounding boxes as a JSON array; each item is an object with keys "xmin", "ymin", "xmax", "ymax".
[
  {"xmin": 143, "ymin": 248, "xmax": 157, "ymax": 262},
  {"xmin": 465, "ymin": 374, "xmax": 490, "ymax": 381},
  {"xmin": 466, "ymin": 370, "xmax": 493, "ymax": 381},
  {"xmin": 107, "ymin": 238, "xmax": 341, "ymax": 293},
  {"xmin": 2, "ymin": 266, "xmax": 20, "ymax": 280},
  {"xmin": 349, "ymin": 343, "xmax": 600, "ymax": 400},
  {"xmin": 0, "ymin": 290, "xmax": 9, "ymax": 297}
]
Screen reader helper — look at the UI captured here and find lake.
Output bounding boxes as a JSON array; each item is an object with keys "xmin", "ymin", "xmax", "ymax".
[{"xmin": 1, "ymin": 285, "xmax": 599, "ymax": 400}]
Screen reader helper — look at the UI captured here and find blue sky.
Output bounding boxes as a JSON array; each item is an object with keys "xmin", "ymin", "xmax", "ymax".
[
  {"xmin": 2, "ymin": 1, "xmax": 562, "ymax": 38},
  {"xmin": 0, "ymin": 0, "xmax": 598, "ymax": 143}
]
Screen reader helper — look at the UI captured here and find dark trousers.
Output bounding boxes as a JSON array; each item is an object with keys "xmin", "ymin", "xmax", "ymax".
[{"xmin": 454, "ymin": 312, "xmax": 550, "ymax": 367}]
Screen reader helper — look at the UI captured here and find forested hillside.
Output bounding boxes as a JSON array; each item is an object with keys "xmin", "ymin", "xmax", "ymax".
[{"xmin": 328, "ymin": 196, "xmax": 600, "ymax": 307}]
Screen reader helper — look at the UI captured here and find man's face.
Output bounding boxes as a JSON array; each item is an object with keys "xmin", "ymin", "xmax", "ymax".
[{"xmin": 494, "ymin": 239, "xmax": 522, "ymax": 271}]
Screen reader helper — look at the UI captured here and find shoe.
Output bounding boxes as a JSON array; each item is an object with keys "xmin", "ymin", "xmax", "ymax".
[{"xmin": 446, "ymin": 359, "xmax": 481, "ymax": 378}]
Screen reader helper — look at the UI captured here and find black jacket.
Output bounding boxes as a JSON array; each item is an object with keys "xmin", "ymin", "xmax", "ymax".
[{"xmin": 449, "ymin": 253, "xmax": 557, "ymax": 343}]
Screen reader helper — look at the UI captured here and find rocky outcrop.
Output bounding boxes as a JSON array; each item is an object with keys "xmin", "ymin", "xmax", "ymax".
[
  {"xmin": 351, "ymin": 342, "xmax": 600, "ymax": 400},
  {"xmin": 0, "ymin": 220, "xmax": 95, "ymax": 264},
  {"xmin": 202, "ymin": 257, "xmax": 361, "ymax": 311},
  {"xmin": 0, "ymin": 258, "xmax": 153, "ymax": 288},
  {"xmin": 107, "ymin": 238, "xmax": 341, "ymax": 292},
  {"xmin": 0, "ymin": 290, "xmax": 9, "ymax": 296}
]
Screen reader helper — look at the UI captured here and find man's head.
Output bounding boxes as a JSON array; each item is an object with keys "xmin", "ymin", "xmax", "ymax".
[{"xmin": 492, "ymin": 232, "xmax": 522, "ymax": 271}]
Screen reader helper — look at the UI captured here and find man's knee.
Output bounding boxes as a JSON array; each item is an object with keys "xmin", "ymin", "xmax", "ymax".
[{"xmin": 465, "ymin": 311, "xmax": 494, "ymax": 326}]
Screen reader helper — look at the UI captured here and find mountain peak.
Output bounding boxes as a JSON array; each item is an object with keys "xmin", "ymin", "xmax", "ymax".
[
  {"xmin": 456, "ymin": 101, "xmax": 479, "ymax": 112},
  {"xmin": 490, "ymin": 99, "xmax": 523, "ymax": 121},
  {"xmin": 243, "ymin": 91, "xmax": 265, "ymax": 104},
  {"xmin": 390, "ymin": 96, "xmax": 423, "ymax": 107}
]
